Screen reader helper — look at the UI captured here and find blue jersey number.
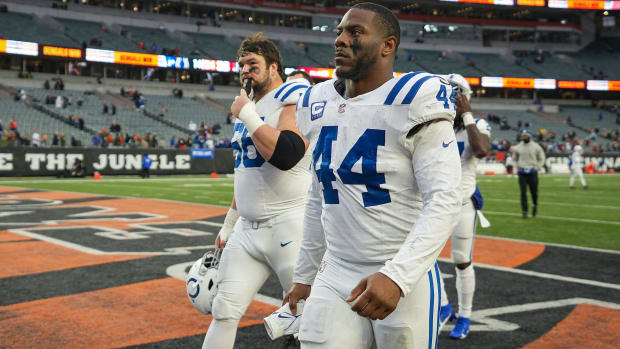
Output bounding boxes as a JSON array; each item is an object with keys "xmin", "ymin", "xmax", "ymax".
[
  {"xmin": 232, "ymin": 123, "xmax": 265, "ymax": 168},
  {"xmin": 312, "ymin": 126, "xmax": 391, "ymax": 207},
  {"xmin": 436, "ymin": 84, "xmax": 456, "ymax": 111}
]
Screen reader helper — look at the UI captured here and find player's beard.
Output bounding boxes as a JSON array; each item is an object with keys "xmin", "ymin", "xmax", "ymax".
[
  {"xmin": 243, "ymin": 65, "xmax": 271, "ymax": 96},
  {"xmin": 335, "ymin": 40, "xmax": 379, "ymax": 81},
  {"xmin": 251, "ymin": 72, "xmax": 271, "ymax": 98}
]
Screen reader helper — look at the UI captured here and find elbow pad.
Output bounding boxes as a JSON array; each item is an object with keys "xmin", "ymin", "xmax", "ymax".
[{"xmin": 268, "ymin": 130, "xmax": 305, "ymax": 171}]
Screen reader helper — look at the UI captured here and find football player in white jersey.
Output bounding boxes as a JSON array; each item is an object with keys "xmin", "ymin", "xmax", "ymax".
[
  {"xmin": 569, "ymin": 144, "xmax": 587, "ymax": 189},
  {"xmin": 284, "ymin": 3, "xmax": 462, "ymax": 348},
  {"xmin": 202, "ymin": 33, "xmax": 312, "ymax": 349},
  {"xmin": 437, "ymin": 74, "xmax": 491, "ymax": 340}
]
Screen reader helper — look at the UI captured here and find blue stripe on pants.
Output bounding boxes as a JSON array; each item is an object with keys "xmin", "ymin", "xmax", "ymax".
[
  {"xmin": 428, "ymin": 269, "xmax": 434, "ymax": 349},
  {"xmin": 434, "ymin": 263, "xmax": 441, "ymax": 349}
]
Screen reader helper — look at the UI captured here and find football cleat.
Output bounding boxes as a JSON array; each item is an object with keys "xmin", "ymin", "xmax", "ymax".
[
  {"xmin": 532, "ymin": 205, "xmax": 537, "ymax": 217},
  {"xmin": 439, "ymin": 303, "xmax": 455, "ymax": 332},
  {"xmin": 449, "ymin": 317, "xmax": 470, "ymax": 339}
]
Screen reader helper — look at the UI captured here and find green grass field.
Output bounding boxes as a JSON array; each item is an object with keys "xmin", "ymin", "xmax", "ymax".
[{"xmin": 1, "ymin": 174, "xmax": 619, "ymax": 250}]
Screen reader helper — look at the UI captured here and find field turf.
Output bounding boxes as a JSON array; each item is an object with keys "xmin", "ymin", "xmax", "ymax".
[
  {"xmin": 1, "ymin": 173, "xmax": 618, "ymax": 251},
  {"xmin": 2, "ymin": 173, "xmax": 619, "ymax": 348}
]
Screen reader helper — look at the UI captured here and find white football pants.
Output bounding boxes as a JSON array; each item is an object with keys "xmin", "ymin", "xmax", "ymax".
[
  {"xmin": 440, "ymin": 199, "xmax": 476, "ymax": 318},
  {"xmin": 299, "ymin": 251, "xmax": 441, "ymax": 349},
  {"xmin": 569, "ymin": 166, "xmax": 587, "ymax": 187},
  {"xmin": 203, "ymin": 207, "xmax": 304, "ymax": 349}
]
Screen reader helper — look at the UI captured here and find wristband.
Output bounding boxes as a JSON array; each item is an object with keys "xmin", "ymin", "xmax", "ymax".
[
  {"xmin": 238, "ymin": 102, "xmax": 266, "ymax": 136},
  {"xmin": 462, "ymin": 112, "xmax": 475, "ymax": 127},
  {"xmin": 219, "ymin": 207, "xmax": 240, "ymax": 242}
]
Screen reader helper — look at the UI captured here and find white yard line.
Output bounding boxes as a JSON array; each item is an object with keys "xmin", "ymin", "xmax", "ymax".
[
  {"xmin": 439, "ymin": 257, "xmax": 620, "ymax": 291},
  {"xmin": 485, "ymin": 197, "xmax": 620, "ymax": 210},
  {"xmin": 477, "ymin": 234, "xmax": 620, "ymax": 255},
  {"xmin": 484, "ymin": 210, "xmax": 620, "ymax": 225}
]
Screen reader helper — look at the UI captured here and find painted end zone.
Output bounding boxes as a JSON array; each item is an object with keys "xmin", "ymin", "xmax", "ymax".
[
  {"xmin": 0, "ymin": 277, "xmax": 277, "ymax": 349},
  {"xmin": 0, "ymin": 236, "xmax": 149, "ymax": 278},
  {"xmin": 3, "ymin": 190, "xmax": 96, "ymax": 200},
  {"xmin": 0, "ymin": 230, "xmax": 33, "ymax": 242},
  {"xmin": 523, "ymin": 304, "xmax": 620, "ymax": 349},
  {"xmin": 440, "ymin": 236, "xmax": 546, "ymax": 268}
]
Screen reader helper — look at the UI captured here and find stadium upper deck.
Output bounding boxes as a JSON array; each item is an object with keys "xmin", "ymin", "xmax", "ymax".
[{"xmin": 1, "ymin": 0, "xmax": 618, "ymax": 83}]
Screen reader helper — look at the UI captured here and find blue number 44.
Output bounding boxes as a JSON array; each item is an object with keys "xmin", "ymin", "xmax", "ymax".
[
  {"xmin": 312, "ymin": 126, "xmax": 391, "ymax": 207},
  {"xmin": 436, "ymin": 84, "xmax": 455, "ymax": 111}
]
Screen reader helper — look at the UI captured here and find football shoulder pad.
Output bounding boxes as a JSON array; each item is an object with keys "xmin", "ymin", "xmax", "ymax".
[{"xmin": 273, "ymin": 80, "xmax": 310, "ymax": 106}]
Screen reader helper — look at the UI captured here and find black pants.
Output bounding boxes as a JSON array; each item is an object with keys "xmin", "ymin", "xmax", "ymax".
[
  {"xmin": 141, "ymin": 168, "xmax": 150, "ymax": 178},
  {"xmin": 518, "ymin": 172, "xmax": 538, "ymax": 212}
]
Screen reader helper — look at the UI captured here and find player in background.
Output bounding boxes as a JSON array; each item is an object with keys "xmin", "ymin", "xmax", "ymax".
[
  {"xmin": 569, "ymin": 144, "xmax": 588, "ymax": 189},
  {"xmin": 284, "ymin": 3, "xmax": 462, "ymax": 348},
  {"xmin": 437, "ymin": 74, "xmax": 491, "ymax": 340},
  {"xmin": 505, "ymin": 153, "xmax": 514, "ymax": 176},
  {"xmin": 287, "ymin": 70, "xmax": 315, "ymax": 86},
  {"xmin": 203, "ymin": 33, "xmax": 312, "ymax": 349},
  {"xmin": 511, "ymin": 130, "xmax": 546, "ymax": 219}
]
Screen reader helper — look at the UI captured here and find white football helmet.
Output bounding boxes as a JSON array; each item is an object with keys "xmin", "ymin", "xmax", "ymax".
[
  {"xmin": 446, "ymin": 73, "xmax": 472, "ymax": 101},
  {"xmin": 186, "ymin": 250, "xmax": 221, "ymax": 314}
]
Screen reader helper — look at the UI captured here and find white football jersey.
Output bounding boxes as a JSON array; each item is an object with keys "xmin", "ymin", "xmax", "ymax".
[
  {"xmin": 296, "ymin": 72, "xmax": 457, "ymax": 263},
  {"xmin": 571, "ymin": 151, "xmax": 584, "ymax": 169},
  {"xmin": 232, "ymin": 81, "xmax": 312, "ymax": 221},
  {"xmin": 455, "ymin": 118, "xmax": 491, "ymax": 200}
]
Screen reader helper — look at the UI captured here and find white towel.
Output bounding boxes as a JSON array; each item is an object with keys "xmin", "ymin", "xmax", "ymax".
[
  {"xmin": 477, "ymin": 210, "xmax": 491, "ymax": 228},
  {"xmin": 263, "ymin": 301, "xmax": 304, "ymax": 340}
]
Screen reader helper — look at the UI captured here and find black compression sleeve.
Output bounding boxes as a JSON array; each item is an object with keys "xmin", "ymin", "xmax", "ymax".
[{"xmin": 268, "ymin": 130, "xmax": 306, "ymax": 171}]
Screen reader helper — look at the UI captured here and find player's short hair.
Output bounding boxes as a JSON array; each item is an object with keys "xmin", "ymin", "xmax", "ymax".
[
  {"xmin": 288, "ymin": 70, "xmax": 314, "ymax": 85},
  {"xmin": 352, "ymin": 2, "xmax": 400, "ymax": 50},
  {"xmin": 237, "ymin": 32, "xmax": 284, "ymax": 78}
]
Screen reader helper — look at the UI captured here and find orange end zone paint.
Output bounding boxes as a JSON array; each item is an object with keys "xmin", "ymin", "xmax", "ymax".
[
  {"xmin": 440, "ymin": 236, "xmax": 546, "ymax": 268},
  {"xmin": 0, "ymin": 277, "xmax": 278, "ymax": 349},
  {"xmin": 523, "ymin": 303, "xmax": 620, "ymax": 349},
  {"xmin": 0, "ymin": 240, "xmax": 150, "ymax": 278}
]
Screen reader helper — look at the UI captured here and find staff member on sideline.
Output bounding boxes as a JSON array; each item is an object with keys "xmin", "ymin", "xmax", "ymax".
[{"xmin": 511, "ymin": 130, "xmax": 546, "ymax": 218}]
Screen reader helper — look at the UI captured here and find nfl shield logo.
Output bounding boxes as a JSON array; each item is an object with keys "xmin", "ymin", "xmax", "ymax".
[{"xmin": 338, "ymin": 103, "xmax": 346, "ymax": 113}]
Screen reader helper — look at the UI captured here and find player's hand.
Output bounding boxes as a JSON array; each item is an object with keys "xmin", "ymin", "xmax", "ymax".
[
  {"xmin": 346, "ymin": 272, "xmax": 401, "ymax": 320},
  {"xmin": 215, "ymin": 233, "xmax": 226, "ymax": 249},
  {"xmin": 283, "ymin": 283, "xmax": 311, "ymax": 315},
  {"xmin": 231, "ymin": 89, "xmax": 251, "ymax": 117},
  {"xmin": 455, "ymin": 91, "xmax": 471, "ymax": 116},
  {"xmin": 215, "ymin": 226, "xmax": 232, "ymax": 249}
]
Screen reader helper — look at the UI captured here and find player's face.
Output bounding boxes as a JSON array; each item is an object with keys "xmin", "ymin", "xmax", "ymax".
[
  {"xmin": 238, "ymin": 52, "xmax": 272, "ymax": 94},
  {"xmin": 334, "ymin": 9, "xmax": 382, "ymax": 81}
]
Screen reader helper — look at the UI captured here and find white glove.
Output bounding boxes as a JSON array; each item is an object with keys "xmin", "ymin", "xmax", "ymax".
[
  {"xmin": 264, "ymin": 301, "xmax": 304, "ymax": 340},
  {"xmin": 477, "ymin": 211, "xmax": 491, "ymax": 228}
]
